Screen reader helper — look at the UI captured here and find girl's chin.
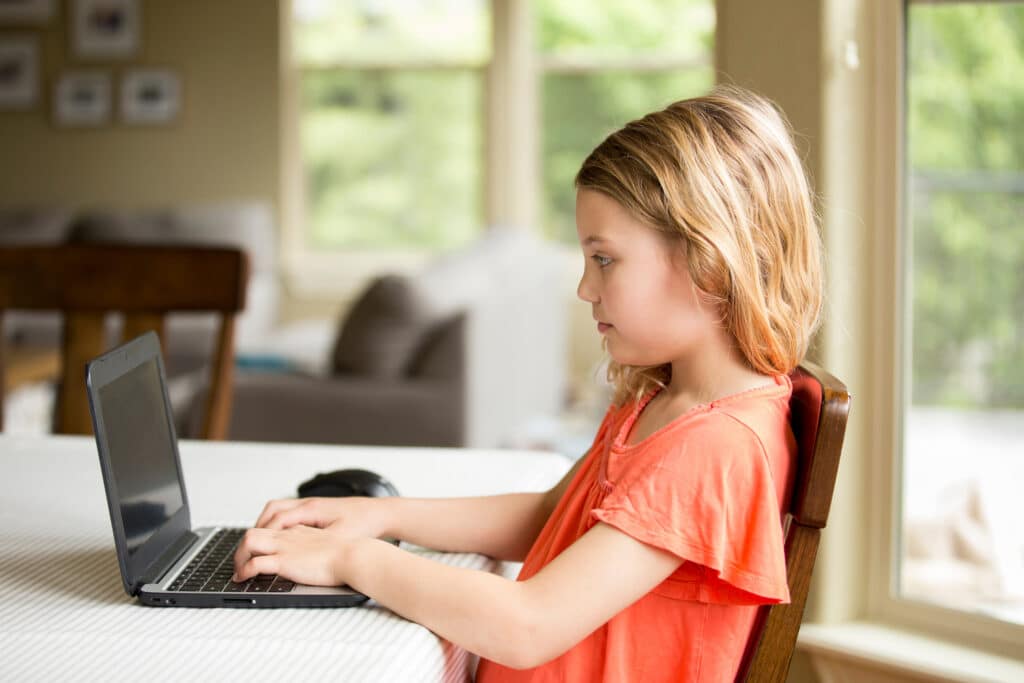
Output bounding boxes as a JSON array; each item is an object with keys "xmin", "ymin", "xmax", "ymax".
[{"xmin": 606, "ymin": 345, "xmax": 664, "ymax": 368}]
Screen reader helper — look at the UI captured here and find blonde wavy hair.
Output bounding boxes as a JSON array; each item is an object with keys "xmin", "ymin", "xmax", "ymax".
[{"xmin": 576, "ymin": 84, "xmax": 823, "ymax": 405}]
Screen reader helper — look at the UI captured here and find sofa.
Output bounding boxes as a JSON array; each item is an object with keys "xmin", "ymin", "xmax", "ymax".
[
  {"xmin": 1, "ymin": 208, "xmax": 568, "ymax": 448},
  {"xmin": 214, "ymin": 228, "xmax": 569, "ymax": 448}
]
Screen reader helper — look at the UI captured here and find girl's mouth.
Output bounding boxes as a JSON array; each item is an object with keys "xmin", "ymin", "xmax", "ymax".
[{"xmin": 597, "ymin": 323, "xmax": 612, "ymax": 333}]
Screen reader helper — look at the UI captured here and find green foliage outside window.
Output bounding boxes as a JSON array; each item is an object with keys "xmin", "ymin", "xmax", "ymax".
[
  {"xmin": 294, "ymin": 0, "xmax": 713, "ymax": 250},
  {"xmin": 295, "ymin": 0, "xmax": 488, "ymax": 251},
  {"xmin": 301, "ymin": 69, "xmax": 483, "ymax": 249},
  {"xmin": 541, "ymin": 70, "xmax": 711, "ymax": 243},
  {"xmin": 293, "ymin": 2, "xmax": 1022, "ymax": 411},
  {"xmin": 537, "ymin": 0, "xmax": 714, "ymax": 242},
  {"xmin": 907, "ymin": 3, "xmax": 1024, "ymax": 408}
]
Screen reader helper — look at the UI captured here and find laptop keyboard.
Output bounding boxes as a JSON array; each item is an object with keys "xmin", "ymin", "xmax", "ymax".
[{"xmin": 167, "ymin": 528, "xmax": 295, "ymax": 593}]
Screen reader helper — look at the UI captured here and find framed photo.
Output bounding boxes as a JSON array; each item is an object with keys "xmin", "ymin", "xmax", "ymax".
[
  {"xmin": 54, "ymin": 71, "xmax": 111, "ymax": 126},
  {"xmin": 72, "ymin": 0, "xmax": 139, "ymax": 59},
  {"xmin": 121, "ymin": 69, "xmax": 179, "ymax": 125},
  {"xmin": 0, "ymin": 36, "xmax": 38, "ymax": 110},
  {"xmin": 0, "ymin": 0, "xmax": 56, "ymax": 24}
]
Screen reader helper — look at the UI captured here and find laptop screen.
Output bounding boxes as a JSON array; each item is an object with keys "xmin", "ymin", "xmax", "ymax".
[{"xmin": 97, "ymin": 356, "xmax": 184, "ymax": 556}]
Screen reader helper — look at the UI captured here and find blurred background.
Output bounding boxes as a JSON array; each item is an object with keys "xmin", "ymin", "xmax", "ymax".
[{"xmin": 1, "ymin": 1, "xmax": 1022, "ymax": 680}]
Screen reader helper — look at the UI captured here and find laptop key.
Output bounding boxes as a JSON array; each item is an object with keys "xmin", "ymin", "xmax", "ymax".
[
  {"xmin": 224, "ymin": 582, "xmax": 247, "ymax": 592},
  {"xmin": 246, "ymin": 581, "xmax": 273, "ymax": 592},
  {"xmin": 269, "ymin": 581, "xmax": 295, "ymax": 593},
  {"xmin": 201, "ymin": 581, "xmax": 227, "ymax": 592}
]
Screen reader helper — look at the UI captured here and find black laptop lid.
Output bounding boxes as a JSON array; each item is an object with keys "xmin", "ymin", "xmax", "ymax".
[{"xmin": 86, "ymin": 332, "xmax": 192, "ymax": 595}]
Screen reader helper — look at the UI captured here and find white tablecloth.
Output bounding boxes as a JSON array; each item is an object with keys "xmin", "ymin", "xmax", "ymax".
[{"xmin": 0, "ymin": 435, "xmax": 570, "ymax": 682}]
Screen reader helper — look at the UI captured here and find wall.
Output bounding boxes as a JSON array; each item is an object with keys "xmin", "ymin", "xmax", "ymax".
[
  {"xmin": 0, "ymin": 0, "xmax": 280, "ymax": 212},
  {"xmin": 715, "ymin": 0, "xmax": 824, "ymax": 199}
]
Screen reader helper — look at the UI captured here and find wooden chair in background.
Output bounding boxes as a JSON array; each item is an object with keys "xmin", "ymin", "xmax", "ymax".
[
  {"xmin": 0, "ymin": 245, "xmax": 248, "ymax": 439},
  {"xmin": 737, "ymin": 361, "xmax": 852, "ymax": 682}
]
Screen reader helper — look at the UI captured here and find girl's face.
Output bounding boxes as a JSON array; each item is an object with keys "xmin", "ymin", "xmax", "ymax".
[{"xmin": 575, "ymin": 189, "xmax": 723, "ymax": 368}]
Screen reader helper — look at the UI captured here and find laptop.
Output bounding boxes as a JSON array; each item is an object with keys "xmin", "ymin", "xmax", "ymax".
[{"xmin": 86, "ymin": 331, "xmax": 367, "ymax": 608}]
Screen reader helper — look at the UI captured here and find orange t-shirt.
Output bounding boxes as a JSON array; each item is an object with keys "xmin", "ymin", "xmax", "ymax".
[{"xmin": 476, "ymin": 375, "xmax": 795, "ymax": 682}]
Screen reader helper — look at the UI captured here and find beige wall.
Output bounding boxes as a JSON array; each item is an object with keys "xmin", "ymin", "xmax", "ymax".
[
  {"xmin": 0, "ymin": 0, "xmax": 280, "ymax": 212},
  {"xmin": 715, "ymin": 0, "xmax": 824, "ymax": 200}
]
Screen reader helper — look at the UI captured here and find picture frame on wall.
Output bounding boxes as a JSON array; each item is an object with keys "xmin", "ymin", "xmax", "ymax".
[
  {"xmin": 72, "ymin": 0, "xmax": 139, "ymax": 59},
  {"xmin": 0, "ymin": 0, "xmax": 56, "ymax": 24},
  {"xmin": 121, "ymin": 68, "xmax": 179, "ymax": 125},
  {"xmin": 0, "ymin": 36, "xmax": 38, "ymax": 110},
  {"xmin": 54, "ymin": 71, "xmax": 111, "ymax": 126}
]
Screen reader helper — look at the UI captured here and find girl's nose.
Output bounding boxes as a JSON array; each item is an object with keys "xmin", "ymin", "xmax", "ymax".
[{"xmin": 577, "ymin": 270, "xmax": 598, "ymax": 303}]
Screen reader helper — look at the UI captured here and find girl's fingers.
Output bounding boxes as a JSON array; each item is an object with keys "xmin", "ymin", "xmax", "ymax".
[
  {"xmin": 234, "ymin": 554, "xmax": 281, "ymax": 583},
  {"xmin": 266, "ymin": 507, "xmax": 303, "ymax": 531},
  {"xmin": 255, "ymin": 500, "xmax": 283, "ymax": 528},
  {"xmin": 266, "ymin": 502, "xmax": 321, "ymax": 530},
  {"xmin": 233, "ymin": 528, "xmax": 277, "ymax": 576},
  {"xmin": 256, "ymin": 498, "xmax": 302, "ymax": 528}
]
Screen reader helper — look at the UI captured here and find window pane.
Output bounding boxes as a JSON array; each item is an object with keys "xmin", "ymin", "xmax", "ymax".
[
  {"xmin": 541, "ymin": 70, "xmax": 713, "ymax": 243},
  {"xmin": 301, "ymin": 69, "xmax": 482, "ymax": 249},
  {"xmin": 536, "ymin": 0, "xmax": 713, "ymax": 58},
  {"xmin": 293, "ymin": 0, "xmax": 489, "ymax": 64},
  {"xmin": 902, "ymin": 1, "xmax": 1024, "ymax": 626}
]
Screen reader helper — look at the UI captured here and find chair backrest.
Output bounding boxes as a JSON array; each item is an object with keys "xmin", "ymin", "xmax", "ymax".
[
  {"xmin": 735, "ymin": 361, "xmax": 851, "ymax": 682},
  {"xmin": 0, "ymin": 245, "xmax": 248, "ymax": 439}
]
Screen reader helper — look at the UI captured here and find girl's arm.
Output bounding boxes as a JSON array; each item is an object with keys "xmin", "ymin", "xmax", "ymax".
[
  {"xmin": 379, "ymin": 457, "xmax": 583, "ymax": 559},
  {"xmin": 233, "ymin": 519, "xmax": 681, "ymax": 670},
  {"xmin": 375, "ymin": 493, "xmax": 546, "ymax": 560},
  {"xmin": 255, "ymin": 458, "xmax": 583, "ymax": 562}
]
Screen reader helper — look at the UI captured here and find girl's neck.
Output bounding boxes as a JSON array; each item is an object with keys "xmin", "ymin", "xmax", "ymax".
[
  {"xmin": 625, "ymin": 331, "xmax": 771, "ymax": 447},
  {"xmin": 662, "ymin": 336, "xmax": 771, "ymax": 408}
]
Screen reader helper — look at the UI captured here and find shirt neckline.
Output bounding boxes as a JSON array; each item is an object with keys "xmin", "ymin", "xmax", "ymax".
[{"xmin": 612, "ymin": 374, "xmax": 791, "ymax": 452}]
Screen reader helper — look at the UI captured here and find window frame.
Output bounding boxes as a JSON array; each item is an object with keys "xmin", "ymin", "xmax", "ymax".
[
  {"xmin": 280, "ymin": 1, "xmax": 494, "ymax": 296},
  {"xmin": 861, "ymin": 0, "xmax": 1024, "ymax": 658},
  {"xmin": 280, "ymin": 0, "xmax": 714, "ymax": 297}
]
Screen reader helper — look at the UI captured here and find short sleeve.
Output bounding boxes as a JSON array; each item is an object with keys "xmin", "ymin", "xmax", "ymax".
[{"xmin": 591, "ymin": 412, "xmax": 790, "ymax": 604}]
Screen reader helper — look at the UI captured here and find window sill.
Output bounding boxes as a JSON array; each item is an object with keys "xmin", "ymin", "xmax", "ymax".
[
  {"xmin": 280, "ymin": 249, "xmax": 432, "ymax": 300},
  {"xmin": 797, "ymin": 621, "xmax": 1024, "ymax": 683},
  {"xmin": 279, "ymin": 241, "xmax": 583, "ymax": 301}
]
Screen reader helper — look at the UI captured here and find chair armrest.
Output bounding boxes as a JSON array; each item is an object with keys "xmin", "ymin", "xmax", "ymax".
[{"xmin": 213, "ymin": 371, "xmax": 465, "ymax": 447}]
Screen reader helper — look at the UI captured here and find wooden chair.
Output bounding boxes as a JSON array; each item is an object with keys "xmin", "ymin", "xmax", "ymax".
[
  {"xmin": 736, "ymin": 361, "xmax": 852, "ymax": 682},
  {"xmin": 0, "ymin": 245, "xmax": 248, "ymax": 439}
]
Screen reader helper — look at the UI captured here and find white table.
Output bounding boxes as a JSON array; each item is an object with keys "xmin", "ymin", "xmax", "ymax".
[{"xmin": 0, "ymin": 435, "xmax": 570, "ymax": 683}]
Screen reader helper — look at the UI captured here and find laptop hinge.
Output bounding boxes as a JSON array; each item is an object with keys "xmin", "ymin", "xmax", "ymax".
[{"xmin": 135, "ymin": 531, "xmax": 199, "ymax": 593}]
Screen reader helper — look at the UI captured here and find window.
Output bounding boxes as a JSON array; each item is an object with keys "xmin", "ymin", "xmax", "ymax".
[
  {"xmin": 291, "ymin": 0, "xmax": 489, "ymax": 251},
  {"xmin": 287, "ymin": 0, "xmax": 714, "ymax": 260},
  {"xmin": 895, "ymin": 0, "xmax": 1024, "ymax": 639},
  {"xmin": 536, "ymin": 0, "xmax": 714, "ymax": 242}
]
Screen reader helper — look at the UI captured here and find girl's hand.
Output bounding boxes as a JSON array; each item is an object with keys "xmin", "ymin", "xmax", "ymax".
[
  {"xmin": 231, "ymin": 525, "xmax": 355, "ymax": 587},
  {"xmin": 254, "ymin": 496, "xmax": 390, "ymax": 540}
]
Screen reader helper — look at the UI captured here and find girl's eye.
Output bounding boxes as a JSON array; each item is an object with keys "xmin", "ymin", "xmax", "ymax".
[{"xmin": 592, "ymin": 254, "xmax": 612, "ymax": 267}]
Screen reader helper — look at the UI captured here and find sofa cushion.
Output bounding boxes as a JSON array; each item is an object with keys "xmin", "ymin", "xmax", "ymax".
[{"xmin": 331, "ymin": 275, "xmax": 438, "ymax": 378}]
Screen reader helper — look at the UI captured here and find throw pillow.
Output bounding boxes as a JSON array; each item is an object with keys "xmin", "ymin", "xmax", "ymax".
[{"xmin": 331, "ymin": 275, "xmax": 436, "ymax": 378}]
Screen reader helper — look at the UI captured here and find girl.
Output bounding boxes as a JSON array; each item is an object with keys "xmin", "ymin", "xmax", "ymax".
[{"xmin": 233, "ymin": 84, "xmax": 823, "ymax": 682}]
